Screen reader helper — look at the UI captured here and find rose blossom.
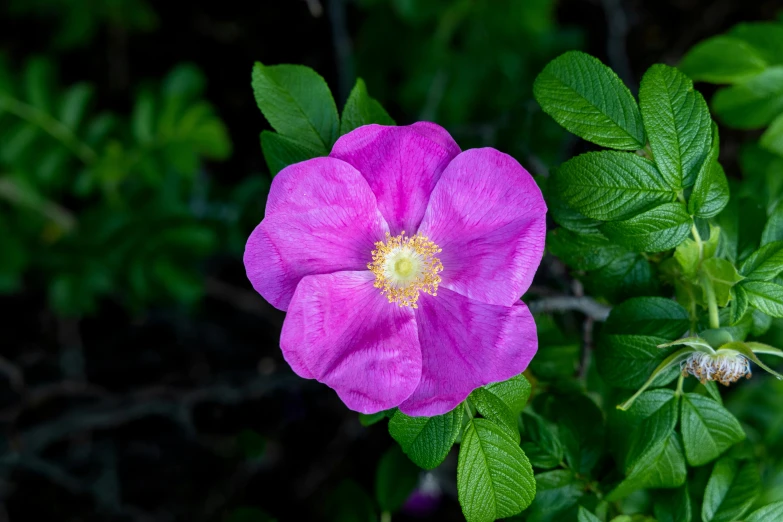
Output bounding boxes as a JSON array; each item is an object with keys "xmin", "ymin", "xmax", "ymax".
[{"xmin": 244, "ymin": 122, "xmax": 546, "ymax": 416}]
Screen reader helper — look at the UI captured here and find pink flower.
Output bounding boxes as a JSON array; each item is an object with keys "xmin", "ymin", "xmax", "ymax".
[{"xmin": 244, "ymin": 123, "xmax": 546, "ymax": 416}]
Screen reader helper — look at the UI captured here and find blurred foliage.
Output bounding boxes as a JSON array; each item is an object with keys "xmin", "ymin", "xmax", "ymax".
[{"xmin": 0, "ymin": 56, "xmax": 231, "ymax": 315}]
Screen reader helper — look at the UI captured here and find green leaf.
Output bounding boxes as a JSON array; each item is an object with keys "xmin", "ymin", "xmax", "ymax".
[
  {"xmin": 470, "ymin": 388, "xmax": 519, "ymax": 441},
  {"xmin": 555, "ymin": 151, "xmax": 674, "ymax": 221},
  {"xmin": 375, "ymin": 445, "xmax": 420, "ymax": 513},
  {"xmin": 604, "ymin": 297, "xmax": 690, "ymax": 339},
  {"xmin": 601, "ymin": 202, "xmax": 692, "ymax": 252},
  {"xmin": 596, "ymin": 335, "xmax": 678, "ymax": 389},
  {"xmin": 547, "ymin": 228, "xmax": 627, "ymax": 271},
  {"xmin": 457, "ymin": 418, "xmax": 536, "ymax": 522},
  {"xmin": 521, "ymin": 411, "xmax": 564, "ymax": 469},
  {"xmin": 740, "ymin": 241, "xmax": 783, "ymax": 280},
  {"xmin": 702, "ymin": 458, "xmax": 761, "ymax": 522},
  {"xmin": 712, "ymin": 66, "xmax": 783, "ymax": 129},
  {"xmin": 639, "ymin": 64, "xmax": 712, "ymax": 188},
  {"xmin": 525, "ymin": 470, "xmax": 582, "ymax": 522},
  {"xmin": 578, "ymin": 507, "xmax": 602, "ymax": 522},
  {"xmin": 623, "ymin": 391, "xmax": 679, "ymax": 469},
  {"xmin": 701, "ymin": 258, "xmax": 744, "ymax": 307},
  {"xmin": 731, "ymin": 22, "xmax": 783, "ymax": 66},
  {"xmin": 742, "ymin": 281, "xmax": 783, "ymax": 317},
  {"xmin": 260, "ymin": 130, "xmax": 321, "ymax": 176},
  {"xmin": 251, "ymin": 62, "xmax": 339, "ymax": 153},
  {"xmin": 588, "ymin": 252, "xmax": 658, "ymax": 301},
  {"xmin": 340, "ymin": 78, "xmax": 394, "ymax": 135},
  {"xmin": 679, "ymin": 35, "xmax": 768, "ymax": 83},
  {"xmin": 680, "ymin": 393, "xmax": 745, "ymax": 466},
  {"xmin": 548, "ymin": 394, "xmax": 605, "ymax": 474},
  {"xmin": 609, "ymin": 432, "xmax": 686, "ymax": 500},
  {"xmin": 730, "ymin": 285, "xmax": 749, "ymax": 325},
  {"xmin": 746, "ymin": 501, "xmax": 783, "ymax": 522},
  {"xmin": 325, "ymin": 480, "xmax": 376, "ymax": 522},
  {"xmin": 59, "ymin": 83, "xmax": 93, "ymax": 130},
  {"xmin": 388, "ymin": 407, "xmax": 462, "ymax": 470},
  {"xmin": 654, "ymin": 485, "xmax": 692, "ymax": 522},
  {"xmin": 689, "ymin": 123, "xmax": 729, "ymax": 219},
  {"xmin": 761, "ymin": 112, "xmax": 783, "ymax": 157},
  {"xmin": 483, "ymin": 374, "xmax": 531, "ymax": 415},
  {"xmin": 533, "ymin": 51, "xmax": 645, "ymax": 150},
  {"xmin": 359, "ymin": 411, "xmax": 388, "ymax": 427},
  {"xmin": 762, "ymin": 202, "xmax": 783, "ymax": 245}
]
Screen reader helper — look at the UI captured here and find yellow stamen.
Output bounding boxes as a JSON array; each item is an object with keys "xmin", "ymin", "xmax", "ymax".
[{"xmin": 368, "ymin": 231, "xmax": 443, "ymax": 308}]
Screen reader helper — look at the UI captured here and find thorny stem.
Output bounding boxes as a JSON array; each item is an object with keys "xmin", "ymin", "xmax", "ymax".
[{"xmin": 0, "ymin": 95, "xmax": 97, "ymax": 164}]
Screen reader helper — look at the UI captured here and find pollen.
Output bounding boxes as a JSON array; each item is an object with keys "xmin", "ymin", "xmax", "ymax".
[
  {"xmin": 368, "ymin": 231, "xmax": 443, "ymax": 308},
  {"xmin": 681, "ymin": 351, "xmax": 751, "ymax": 386}
]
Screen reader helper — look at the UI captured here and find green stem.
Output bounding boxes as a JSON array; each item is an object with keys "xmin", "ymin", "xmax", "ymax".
[
  {"xmin": 0, "ymin": 95, "xmax": 97, "ymax": 164},
  {"xmin": 676, "ymin": 374, "xmax": 685, "ymax": 396},
  {"xmin": 700, "ymin": 271, "xmax": 720, "ymax": 329},
  {"xmin": 691, "ymin": 224, "xmax": 704, "ymax": 262},
  {"xmin": 463, "ymin": 400, "xmax": 474, "ymax": 420}
]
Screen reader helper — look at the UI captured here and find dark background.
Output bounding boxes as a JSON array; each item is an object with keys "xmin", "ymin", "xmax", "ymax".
[{"xmin": 1, "ymin": 0, "xmax": 781, "ymax": 520}]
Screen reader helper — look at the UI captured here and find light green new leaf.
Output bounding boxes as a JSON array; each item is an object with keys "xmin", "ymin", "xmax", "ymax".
[
  {"xmin": 762, "ymin": 202, "xmax": 783, "ymax": 245},
  {"xmin": 375, "ymin": 446, "xmax": 420, "ymax": 513},
  {"xmin": 260, "ymin": 131, "xmax": 322, "ymax": 176},
  {"xmin": 679, "ymin": 35, "xmax": 768, "ymax": 83},
  {"xmin": 702, "ymin": 458, "xmax": 761, "ymax": 522},
  {"xmin": 604, "ymin": 296, "xmax": 690, "ymax": 339},
  {"xmin": 483, "ymin": 374, "xmax": 531, "ymax": 414},
  {"xmin": 251, "ymin": 62, "xmax": 339, "ymax": 153},
  {"xmin": 742, "ymin": 281, "xmax": 783, "ymax": 317},
  {"xmin": 761, "ymin": 112, "xmax": 783, "ymax": 157},
  {"xmin": 388, "ymin": 407, "xmax": 462, "ymax": 470},
  {"xmin": 712, "ymin": 66, "xmax": 783, "ymax": 129},
  {"xmin": 596, "ymin": 335, "xmax": 678, "ymax": 389},
  {"xmin": 457, "ymin": 418, "xmax": 535, "ymax": 522},
  {"xmin": 689, "ymin": 123, "xmax": 729, "ymax": 219},
  {"xmin": 639, "ymin": 64, "xmax": 712, "ymax": 188},
  {"xmin": 740, "ymin": 241, "xmax": 783, "ymax": 280},
  {"xmin": 680, "ymin": 393, "xmax": 745, "ymax": 466},
  {"xmin": 746, "ymin": 501, "xmax": 783, "ymax": 522},
  {"xmin": 701, "ymin": 258, "xmax": 744, "ymax": 307},
  {"xmin": 470, "ymin": 388, "xmax": 519, "ymax": 442},
  {"xmin": 555, "ymin": 151, "xmax": 674, "ymax": 221},
  {"xmin": 601, "ymin": 202, "xmax": 692, "ymax": 252},
  {"xmin": 340, "ymin": 78, "xmax": 394, "ymax": 135},
  {"xmin": 534, "ymin": 51, "xmax": 645, "ymax": 150}
]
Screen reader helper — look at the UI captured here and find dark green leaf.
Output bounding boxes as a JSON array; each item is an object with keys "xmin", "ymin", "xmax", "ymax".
[
  {"xmin": 740, "ymin": 241, "xmax": 783, "ymax": 281},
  {"xmin": 59, "ymin": 83, "xmax": 93, "ymax": 130},
  {"xmin": 251, "ymin": 62, "xmax": 339, "ymax": 153},
  {"xmin": 525, "ymin": 470, "xmax": 582, "ymax": 522},
  {"xmin": 547, "ymin": 228, "xmax": 627, "ymax": 271},
  {"xmin": 639, "ymin": 64, "xmax": 711, "ymax": 188},
  {"xmin": 359, "ymin": 411, "xmax": 388, "ymax": 427},
  {"xmin": 260, "ymin": 130, "xmax": 321, "ymax": 176},
  {"xmin": 388, "ymin": 407, "xmax": 462, "ymax": 470},
  {"xmin": 689, "ymin": 123, "xmax": 729, "ymax": 219},
  {"xmin": 746, "ymin": 501, "xmax": 783, "ymax": 522},
  {"xmin": 457, "ymin": 418, "xmax": 536, "ymax": 522},
  {"xmin": 521, "ymin": 411, "xmax": 564, "ymax": 469},
  {"xmin": 730, "ymin": 285, "xmax": 749, "ymax": 325},
  {"xmin": 680, "ymin": 394, "xmax": 745, "ymax": 466},
  {"xmin": 731, "ymin": 22, "xmax": 783, "ymax": 66},
  {"xmin": 742, "ymin": 281, "xmax": 783, "ymax": 317},
  {"xmin": 340, "ymin": 78, "xmax": 394, "ymax": 135},
  {"xmin": 761, "ymin": 201, "xmax": 783, "ymax": 245},
  {"xmin": 555, "ymin": 151, "xmax": 674, "ymax": 221},
  {"xmin": 702, "ymin": 458, "xmax": 761, "ymax": 522},
  {"xmin": 760, "ymin": 113, "xmax": 783, "ymax": 157},
  {"xmin": 578, "ymin": 507, "xmax": 602, "ymax": 522},
  {"xmin": 325, "ymin": 480, "xmax": 376, "ymax": 522},
  {"xmin": 375, "ymin": 445, "xmax": 420, "ymax": 513},
  {"xmin": 534, "ymin": 51, "xmax": 645, "ymax": 150},
  {"xmin": 601, "ymin": 202, "xmax": 692, "ymax": 252},
  {"xmin": 596, "ymin": 335, "xmax": 678, "ymax": 389},
  {"xmin": 712, "ymin": 66, "xmax": 783, "ymax": 129},
  {"xmin": 604, "ymin": 297, "xmax": 690, "ymax": 339},
  {"xmin": 609, "ymin": 432, "xmax": 686, "ymax": 500},
  {"xmin": 654, "ymin": 485, "xmax": 692, "ymax": 522}
]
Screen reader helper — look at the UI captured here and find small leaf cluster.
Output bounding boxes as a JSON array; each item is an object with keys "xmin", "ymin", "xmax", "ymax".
[{"xmin": 0, "ymin": 57, "xmax": 231, "ymax": 314}]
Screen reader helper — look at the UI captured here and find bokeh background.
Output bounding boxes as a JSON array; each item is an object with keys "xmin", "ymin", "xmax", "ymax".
[{"xmin": 1, "ymin": 0, "xmax": 782, "ymax": 520}]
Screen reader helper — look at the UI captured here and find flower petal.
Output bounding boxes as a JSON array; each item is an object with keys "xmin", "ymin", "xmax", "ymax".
[
  {"xmin": 399, "ymin": 288, "xmax": 537, "ymax": 417},
  {"xmin": 330, "ymin": 123, "xmax": 460, "ymax": 235},
  {"xmin": 418, "ymin": 148, "xmax": 547, "ymax": 307},
  {"xmin": 244, "ymin": 157, "xmax": 388, "ymax": 311},
  {"xmin": 281, "ymin": 271, "xmax": 422, "ymax": 414}
]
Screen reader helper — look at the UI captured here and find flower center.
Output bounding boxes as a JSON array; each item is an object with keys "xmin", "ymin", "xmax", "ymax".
[
  {"xmin": 681, "ymin": 351, "xmax": 751, "ymax": 386},
  {"xmin": 368, "ymin": 231, "xmax": 443, "ymax": 308}
]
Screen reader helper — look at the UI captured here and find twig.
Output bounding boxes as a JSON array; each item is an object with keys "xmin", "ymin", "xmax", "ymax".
[
  {"xmin": 527, "ymin": 296, "xmax": 611, "ymax": 322},
  {"xmin": 328, "ymin": 0, "xmax": 353, "ymax": 105}
]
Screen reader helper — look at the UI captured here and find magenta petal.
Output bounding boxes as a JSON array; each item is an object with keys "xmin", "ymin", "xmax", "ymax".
[
  {"xmin": 243, "ymin": 157, "xmax": 388, "ymax": 311},
  {"xmin": 418, "ymin": 148, "xmax": 547, "ymax": 307},
  {"xmin": 330, "ymin": 123, "xmax": 460, "ymax": 235},
  {"xmin": 281, "ymin": 271, "xmax": 422, "ymax": 414},
  {"xmin": 398, "ymin": 289, "xmax": 537, "ymax": 417}
]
